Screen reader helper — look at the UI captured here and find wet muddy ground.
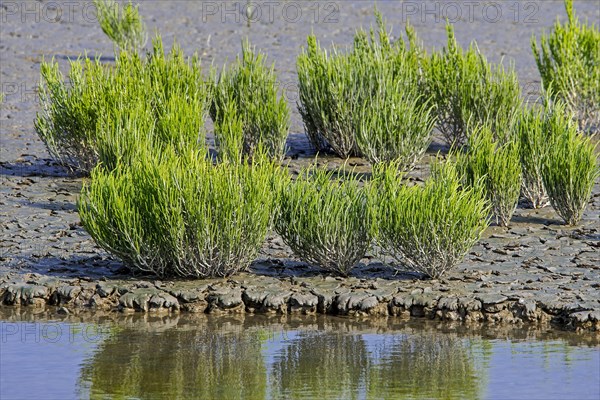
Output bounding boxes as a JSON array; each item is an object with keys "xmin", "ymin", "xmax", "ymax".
[{"xmin": 0, "ymin": 1, "xmax": 599, "ymax": 331}]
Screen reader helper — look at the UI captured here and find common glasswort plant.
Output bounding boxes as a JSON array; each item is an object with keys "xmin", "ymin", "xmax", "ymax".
[
  {"xmin": 211, "ymin": 39, "xmax": 290, "ymax": 160},
  {"xmin": 79, "ymin": 147, "xmax": 284, "ymax": 278},
  {"xmin": 354, "ymin": 41, "xmax": 436, "ymax": 170},
  {"xmin": 516, "ymin": 105, "xmax": 549, "ymax": 209},
  {"xmin": 455, "ymin": 126, "xmax": 522, "ymax": 227},
  {"xmin": 541, "ymin": 102, "xmax": 599, "ymax": 226},
  {"xmin": 35, "ymin": 36, "xmax": 210, "ymax": 174},
  {"xmin": 94, "ymin": 0, "xmax": 146, "ymax": 52},
  {"xmin": 532, "ymin": 0, "xmax": 600, "ymax": 133},
  {"xmin": 274, "ymin": 166, "xmax": 371, "ymax": 276},
  {"xmin": 297, "ymin": 11, "xmax": 431, "ymax": 166},
  {"xmin": 372, "ymin": 161, "xmax": 490, "ymax": 279},
  {"xmin": 424, "ymin": 23, "xmax": 521, "ymax": 147}
]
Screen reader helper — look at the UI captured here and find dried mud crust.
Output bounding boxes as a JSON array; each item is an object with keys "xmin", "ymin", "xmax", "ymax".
[{"xmin": 0, "ymin": 2, "xmax": 599, "ymax": 331}]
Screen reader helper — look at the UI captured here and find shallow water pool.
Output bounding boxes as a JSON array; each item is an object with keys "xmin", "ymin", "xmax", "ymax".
[{"xmin": 0, "ymin": 312, "xmax": 598, "ymax": 400}]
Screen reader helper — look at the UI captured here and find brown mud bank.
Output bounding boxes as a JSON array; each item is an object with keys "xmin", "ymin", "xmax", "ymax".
[{"xmin": 1, "ymin": 249, "xmax": 599, "ymax": 333}]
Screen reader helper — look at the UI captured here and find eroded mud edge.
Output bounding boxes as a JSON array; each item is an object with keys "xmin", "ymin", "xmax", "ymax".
[{"xmin": 1, "ymin": 271, "xmax": 598, "ymax": 333}]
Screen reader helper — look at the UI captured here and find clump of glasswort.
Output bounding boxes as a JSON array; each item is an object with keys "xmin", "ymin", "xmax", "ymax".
[
  {"xmin": 274, "ymin": 165, "xmax": 371, "ymax": 276},
  {"xmin": 532, "ymin": 0, "xmax": 600, "ymax": 133},
  {"xmin": 297, "ymin": 11, "xmax": 435, "ymax": 170},
  {"xmin": 35, "ymin": 36, "xmax": 211, "ymax": 174},
  {"xmin": 541, "ymin": 102, "xmax": 599, "ymax": 225},
  {"xmin": 424, "ymin": 23, "xmax": 522, "ymax": 147},
  {"xmin": 78, "ymin": 147, "xmax": 284, "ymax": 278},
  {"xmin": 455, "ymin": 125, "xmax": 522, "ymax": 227},
  {"xmin": 210, "ymin": 39, "xmax": 290, "ymax": 160},
  {"xmin": 515, "ymin": 105, "xmax": 550, "ymax": 209},
  {"xmin": 94, "ymin": 0, "xmax": 146, "ymax": 52},
  {"xmin": 371, "ymin": 160, "xmax": 490, "ymax": 279}
]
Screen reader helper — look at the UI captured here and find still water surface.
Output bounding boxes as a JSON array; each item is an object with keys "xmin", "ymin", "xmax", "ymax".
[{"xmin": 0, "ymin": 312, "xmax": 598, "ymax": 400}]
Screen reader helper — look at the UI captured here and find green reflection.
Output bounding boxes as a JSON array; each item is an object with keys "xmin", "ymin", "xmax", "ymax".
[
  {"xmin": 81, "ymin": 325, "xmax": 267, "ymax": 400},
  {"xmin": 366, "ymin": 335, "xmax": 483, "ymax": 399},
  {"xmin": 269, "ymin": 332, "xmax": 371, "ymax": 399},
  {"xmin": 80, "ymin": 319, "xmax": 485, "ymax": 400}
]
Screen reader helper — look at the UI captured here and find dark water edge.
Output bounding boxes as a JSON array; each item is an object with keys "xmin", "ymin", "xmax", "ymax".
[{"xmin": 1, "ymin": 309, "xmax": 599, "ymax": 400}]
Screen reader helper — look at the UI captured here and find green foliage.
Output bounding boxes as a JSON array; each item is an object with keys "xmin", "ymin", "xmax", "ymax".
[
  {"xmin": 354, "ymin": 59, "xmax": 436, "ymax": 169},
  {"xmin": 516, "ymin": 105, "xmax": 549, "ymax": 209},
  {"xmin": 455, "ymin": 126, "xmax": 522, "ymax": 227},
  {"xmin": 424, "ymin": 23, "xmax": 521, "ymax": 147},
  {"xmin": 297, "ymin": 11, "xmax": 432, "ymax": 167},
  {"xmin": 210, "ymin": 39, "xmax": 290, "ymax": 160},
  {"xmin": 274, "ymin": 166, "xmax": 371, "ymax": 276},
  {"xmin": 35, "ymin": 36, "xmax": 211, "ymax": 173},
  {"xmin": 541, "ymin": 103, "xmax": 599, "ymax": 225},
  {"xmin": 214, "ymin": 100, "xmax": 245, "ymax": 164},
  {"xmin": 78, "ymin": 148, "xmax": 284, "ymax": 278},
  {"xmin": 94, "ymin": 0, "xmax": 146, "ymax": 52},
  {"xmin": 532, "ymin": 0, "xmax": 600, "ymax": 133},
  {"xmin": 372, "ymin": 161, "xmax": 490, "ymax": 278}
]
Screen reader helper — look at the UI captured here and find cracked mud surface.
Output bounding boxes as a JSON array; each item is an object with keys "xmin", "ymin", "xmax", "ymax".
[{"xmin": 0, "ymin": 1, "xmax": 599, "ymax": 331}]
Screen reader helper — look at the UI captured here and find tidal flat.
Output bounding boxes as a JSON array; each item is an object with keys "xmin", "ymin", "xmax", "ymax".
[{"xmin": 0, "ymin": 1, "xmax": 599, "ymax": 332}]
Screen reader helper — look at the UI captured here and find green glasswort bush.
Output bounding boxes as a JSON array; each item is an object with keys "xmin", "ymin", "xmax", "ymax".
[
  {"xmin": 541, "ymin": 104, "xmax": 599, "ymax": 225},
  {"xmin": 354, "ymin": 56, "xmax": 436, "ymax": 170},
  {"xmin": 455, "ymin": 126, "xmax": 522, "ymax": 227},
  {"xmin": 297, "ymin": 11, "xmax": 431, "ymax": 166},
  {"xmin": 372, "ymin": 161, "xmax": 490, "ymax": 279},
  {"xmin": 79, "ymin": 147, "xmax": 284, "ymax": 278},
  {"xmin": 210, "ymin": 39, "xmax": 290, "ymax": 160},
  {"xmin": 94, "ymin": 0, "xmax": 146, "ymax": 52},
  {"xmin": 516, "ymin": 104, "xmax": 553, "ymax": 209},
  {"xmin": 35, "ymin": 36, "xmax": 210, "ymax": 173},
  {"xmin": 424, "ymin": 23, "xmax": 521, "ymax": 147},
  {"xmin": 274, "ymin": 166, "xmax": 371, "ymax": 276},
  {"xmin": 532, "ymin": 0, "xmax": 600, "ymax": 133}
]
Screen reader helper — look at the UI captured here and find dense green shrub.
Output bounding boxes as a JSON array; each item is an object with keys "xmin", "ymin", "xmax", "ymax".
[
  {"xmin": 274, "ymin": 166, "xmax": 371, "ymax": 276},
  {"xmin": 210, "ymin": 40, "xmax": 290, "ymax": 160},
  {"xmin": 516, "ymin": 104, "xmax": 551, "ymax": 209},
  {"xmin": 455, "ymin": 126, "xmax": 522, "ymax": 227},
  {"xmin": 532, "ymin": 0, "xmax": 600, "ymax": 133},
  {"xmin": 424, "ymin": 24, "xmax": 521, "ymax": 147},
  {"xmin": 354, "ymin": 59, "xmax": 436, "ymax": 169},
  {"xmin": 78, "ymin": 148, "xmax": 284, "ymax": 278},
  {"xmin": 541, "ymin": 104, "xmax": 599, "ymax": 225},
  {"xmin": 372, "ymin": 161, "xmax": 490, "ymax": 278},
  {"xmin": 94, "ymin": 0, "xmax": 146, "ymax": 52},
  {"xmin": 297, "ymin": 36, "xmax": 358, "ymax": 157},
  {"xmin": 297, "ymin": 12, "xmax": 432, "ymax": 167},
  {"xmin": 35, "ymin": 37, "xmax": 210, "ymax": 173}
]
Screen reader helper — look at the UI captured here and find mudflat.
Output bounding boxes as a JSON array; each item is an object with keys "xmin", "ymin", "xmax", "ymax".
[{"xmin": 0, "ymin": 1, "xmax": 598, "ymax": 331}]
